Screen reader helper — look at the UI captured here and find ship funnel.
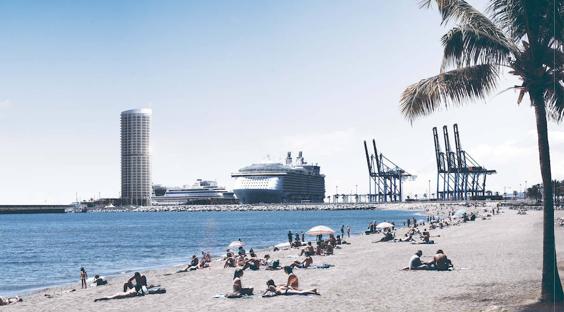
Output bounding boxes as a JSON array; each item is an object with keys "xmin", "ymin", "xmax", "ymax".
[
  {"xmin": 297, "ymin": 151, "xmax": 304, "ymax": 165},
  {"xmin": 286, "ymin": 152, "xmax": 293, "ymax": 165}
]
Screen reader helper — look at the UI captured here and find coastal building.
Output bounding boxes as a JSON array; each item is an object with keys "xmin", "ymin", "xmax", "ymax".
[
  {"xmin": 121, "ymin": 108, "xmax": 152, "ymax": 206},
  {"xmin": 152, "ymin": 179, "xmax": 237, "ymax": 205},
  {"xmin": 231, "ymin": 151, "xmax": 325, "ymax": 204}
]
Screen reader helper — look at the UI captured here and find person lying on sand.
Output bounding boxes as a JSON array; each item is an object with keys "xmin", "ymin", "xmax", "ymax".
[
  {"xmin": 374, "ymin": 231, "xmax": 394, "ymax": 243},
  {"xmin": 123, "ymin": 272, "xmax": 147, "ymax": 293},
  {"xmin": 0, "ymin": 296, "xmax": 23, "ymax": 306},
  {"xmin": 427, "ymin": 249, "xmax": 453, "ymax": 271},
  {"xmin": 262, "ymin": 279, "xmax": 319, "ymax": 297},
  {"xmin": 401, "ymin": 250, "xmax": 430, "ymax": 270},
  {"xmin": 94, "ymin": 286, "xmax": 166, "ymax": 302},
  {"xmin": 225, "ymin": 269, "xmax": 253, "ymax": 298},
  {"xmin": 177, "ymin": 255, "xmax": 199, "ymax": 273},
  {"xmin": 291, "ymin": 256, "xmax": 313, "ymax": 269}
]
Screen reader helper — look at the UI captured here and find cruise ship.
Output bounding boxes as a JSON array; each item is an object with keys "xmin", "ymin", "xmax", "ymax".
[
  {"xmin": 231, "ymin": 152, "xmax": 325, "ymax": 204},
  {"xmin": 153, "ymin": 179, "xmax": 236, "ymax": 205}
]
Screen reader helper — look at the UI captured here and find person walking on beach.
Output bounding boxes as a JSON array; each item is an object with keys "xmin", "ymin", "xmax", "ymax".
[
  {"xmin": 80, "ymin": 267, "xmax": 88, "ymax": 289},
  {"xmin": 340, "ymin": 225, "xmax": 345, "ymax": 238},
  {"xmin": 301, "ymin": 232, "xmax": 305, "ymax": 242},
  {"xmin": 288, "ymin": 230, "xmax": 293, "ymax": 244},
  {"xmin": 346, "ymin": 225, "xmax": 351, "ymax": 238}
]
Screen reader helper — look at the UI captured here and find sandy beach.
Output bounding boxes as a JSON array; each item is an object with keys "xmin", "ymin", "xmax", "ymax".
[{"xmin": 4, "ymin": 205, "xmax": 564, "ymax": 312}]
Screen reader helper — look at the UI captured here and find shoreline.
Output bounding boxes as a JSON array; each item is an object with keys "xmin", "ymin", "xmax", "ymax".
[
  {"xmin": 3, "ymin": 204, "xmax": 434, "ymax": 297},
  {"xmin": 6, "ymin": 201, "xmax": 562, "ymax": 311}
]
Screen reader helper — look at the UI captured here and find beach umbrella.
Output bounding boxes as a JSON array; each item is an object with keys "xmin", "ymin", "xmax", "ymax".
[
  {"xmin": 306, "ymin": 225, "xmax": 335, "ymax": 236},
  {"xmin": 228, "ymin": 240, "xmax": 245, "ymax": 248},
  {"xmin": 376, "ymin": 222, "xmax": 394, "ymax": 229}
]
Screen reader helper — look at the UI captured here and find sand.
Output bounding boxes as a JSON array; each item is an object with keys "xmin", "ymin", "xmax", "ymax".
[{"xmin": 4, "ymin": 205, "xmax": 564, "ymax": 312}]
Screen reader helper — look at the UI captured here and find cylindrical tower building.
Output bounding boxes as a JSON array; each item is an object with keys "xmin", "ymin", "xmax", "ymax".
[{"xmin": 121, "ymin": 108, "xmax": 152, "ymax": 206}]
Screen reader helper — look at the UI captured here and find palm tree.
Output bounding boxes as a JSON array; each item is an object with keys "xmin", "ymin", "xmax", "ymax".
[{"xmin": 400, "ymin": 0, "xmax": 563, "ymax": 303}]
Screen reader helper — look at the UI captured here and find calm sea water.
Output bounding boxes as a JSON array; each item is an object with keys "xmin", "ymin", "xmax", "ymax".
[{"xmin": 0, "ymin": 209, "xmax": 424, "ymax": 295}]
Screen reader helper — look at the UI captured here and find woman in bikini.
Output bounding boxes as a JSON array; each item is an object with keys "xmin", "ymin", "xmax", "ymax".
[{"xmin": 226, "ymin": 269, "xmax": 253, "ymax": 298}]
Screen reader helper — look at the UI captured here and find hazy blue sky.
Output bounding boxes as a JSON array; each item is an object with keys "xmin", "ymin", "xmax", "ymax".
[{"xmin": 0, "ymin": 0, "xmax": 561, "ymax": 203}]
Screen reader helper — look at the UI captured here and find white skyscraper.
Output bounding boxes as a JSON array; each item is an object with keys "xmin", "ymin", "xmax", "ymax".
[{"xmin": 121, "ymin": 108, "xmax": 152, "ymax": 206}]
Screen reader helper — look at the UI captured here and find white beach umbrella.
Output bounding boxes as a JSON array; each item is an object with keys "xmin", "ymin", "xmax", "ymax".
[
  {"xmin": 306, "ymin": 225, "xmax": 335, "ymax": 236},
  {"xmin": 376, "ymin": 222, "xmax": 394, "ymax": 229},
  {"xmin": 228, "ymin": 240, "xmax": 245, "ymax": 248}
]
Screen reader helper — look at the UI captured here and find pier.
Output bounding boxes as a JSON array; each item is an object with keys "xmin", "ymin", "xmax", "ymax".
[{"xmin": 0, "ymin": 205, "xmax": 70, "ymax": 214}]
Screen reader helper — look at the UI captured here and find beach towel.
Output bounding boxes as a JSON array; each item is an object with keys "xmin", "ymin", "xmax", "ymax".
[{"xmin": 310, "ymin": 264, "xmax": 334, "ymax": 269}]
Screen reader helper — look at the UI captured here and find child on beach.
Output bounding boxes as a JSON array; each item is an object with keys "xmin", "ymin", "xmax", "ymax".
[{"xmin": 80, "ymin": 267, "xmax": 88, "ymax": 289}]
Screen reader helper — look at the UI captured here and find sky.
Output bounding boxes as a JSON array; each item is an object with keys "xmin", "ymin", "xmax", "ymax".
[{"xmin": 0, "ymin": 0, "xmax": 561, "ymax": 204}]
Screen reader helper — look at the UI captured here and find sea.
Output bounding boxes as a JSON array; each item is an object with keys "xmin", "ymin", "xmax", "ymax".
[{"xmin": 0, "ymin": 209, "xmax": 424, "ymax": 295}]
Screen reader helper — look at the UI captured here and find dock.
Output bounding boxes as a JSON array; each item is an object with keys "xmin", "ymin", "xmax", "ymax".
[{"xmin": 0, "ymin": 205, "xmax": 70, "ymax": 214}]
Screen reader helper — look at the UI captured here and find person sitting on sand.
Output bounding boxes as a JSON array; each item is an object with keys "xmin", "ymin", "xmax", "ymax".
[
  {"xmin": 123, "ymin": 272, "xmax": 147, "ymax": 293},
  {"xmin": 315, "ymin": 242, "xmax": 324, "ymax": 256},
  {"xmin": 93, "ymin": 275, "xmax": 108, "ymax": 286},
  {"xmin": 225, "ymin": 269, "xmax": 253, "ymax": 298},
  {"xmin": 225, "ymin": 249, "xmax": 234, "ymax": 260},
  {"xmin": 262, "ymin": 279, "xmax": 319, "ymax": 297},
  {"xmin": 198, "ymin": 256, "xmax": 210, "ymax": 269},
  {"xmin": 0, "ymin": 296, "xmax": 23, "ymax": 306},
  {"xmin": 378, "ymin": 231, "xmax": 394, "ymax": 242},
  {"xmin": 428, "ymin": 249, "xmax": 453, "ymax": 271},
  {"xmin": 236, "ymin": 255, "xmax": 247, "ymax": 267},
  {"xmin": 243, "ymin": 258, "xmax": 261, "ymax": 271},
  {"xmin": 325, "ymin": 243, "xmax": 334, "ymax": 255},
  {"xmin": 276, "ymin": 266, "xmax": 319, "ymax": 295},
  {"xmin": 177, "ymin": 255, "xmax": 200, "ymax": 272},
  {"xmin": 422, "ymin": 229, "xmax": 430, "ymax": 243},
  {"xmin": 238, "ymin": 246, "xmax": 246, "ymax": 256},
  {"xmin": 260, "ymin": 254, "xmax": 271, "ymax": 266},
  {"xmin": 328, "ymin": 234, "xmax": 337, "ymax": 247},
  {"xmin": 249, "ymin": 248, "xmax": 256, "ymax": 258},
  {"xmin": 268, "ymin": 261, "xmax": 281, "ymax": 270},
  {"xmin": 299, "ymin": 242, "xmax": 315, "ymax": 257},
  {"xmin": 202, "ymin": 251, "xmax": 212, "ymax": 263},
  {"xmin": 224, "ymin": 256, "xmax": 236, "ymax": 268},
  {"xmin": 402, "ymin": 250, "xmax": 429, "ymax": 270},
  {"xmin": 291, "ymin": 256, "xmax": 313, "ymax": 269}
]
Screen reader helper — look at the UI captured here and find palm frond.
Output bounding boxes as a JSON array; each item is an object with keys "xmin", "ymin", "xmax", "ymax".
[
  {"xmin": 400, "ymin": 64, "xmax": 499, "ymax": 121},
  {"xmin": 545, "ymin": 80, "xmax": 564, "ymax": 122},
  {"xmin": 489, "ymin": 0, "xmax": 563, "ymax": 45},
  {"xmin": 422, "ymin": 0, "xmax": 506, "ymax": 34},
  {"xmin": 441, "ymin": 25, "xmax": 515, "ymax": 71}
]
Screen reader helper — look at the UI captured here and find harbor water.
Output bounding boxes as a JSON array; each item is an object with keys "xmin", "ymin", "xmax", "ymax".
[{"xmin": 0, "ymin": 209, "xmax": 425, "ymax": 295}]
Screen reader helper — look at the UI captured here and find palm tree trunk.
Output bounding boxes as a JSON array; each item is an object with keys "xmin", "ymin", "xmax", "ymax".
[{"xmin": 532, "ymin": 91, "xmax": 564, "ymax": 303}]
